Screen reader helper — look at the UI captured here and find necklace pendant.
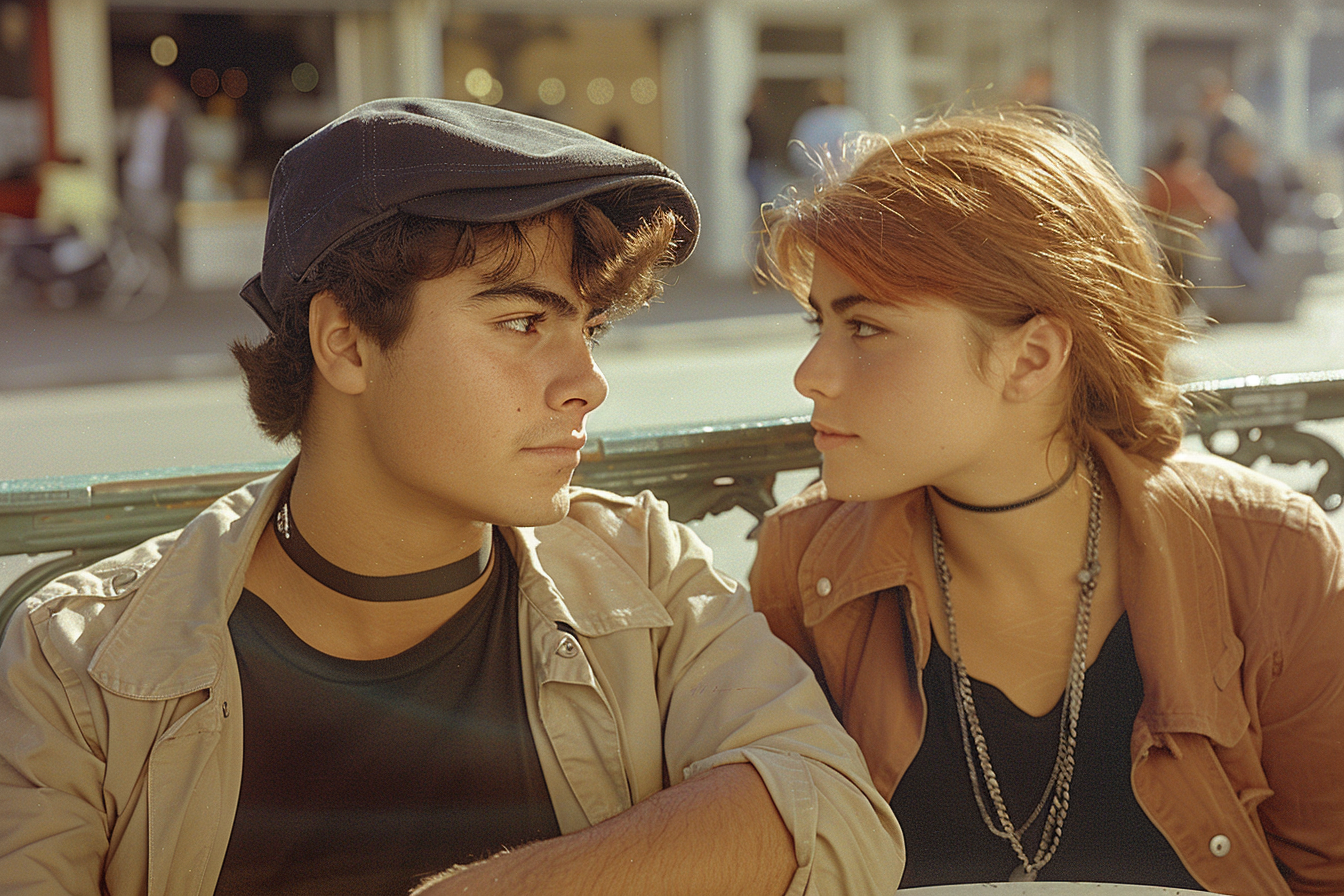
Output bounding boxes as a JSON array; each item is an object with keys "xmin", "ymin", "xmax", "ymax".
[{"xmin": 1009, "ymin": 865, "xmax": 1037, "ymax": 883}]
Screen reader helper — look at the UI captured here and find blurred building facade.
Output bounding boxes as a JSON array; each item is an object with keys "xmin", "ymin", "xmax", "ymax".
[{"xmin": 9, "ymin": 0, "xmax": 1344, "ymax": 282}]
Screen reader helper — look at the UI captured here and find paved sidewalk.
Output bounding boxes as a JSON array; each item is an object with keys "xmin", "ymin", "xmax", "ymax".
[{"xmin": 0, "ymin": 267, "xmax": 800, "ymax": 392}]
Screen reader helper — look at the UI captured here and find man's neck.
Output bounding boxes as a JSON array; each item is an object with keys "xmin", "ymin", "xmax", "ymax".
[
  {"xmin": 287, "ymin": 450, "xmax": 491, "ymax": 577},
  {"xmin": 241, "ymin": 452, "xmax": 496, "ymax": 660}
]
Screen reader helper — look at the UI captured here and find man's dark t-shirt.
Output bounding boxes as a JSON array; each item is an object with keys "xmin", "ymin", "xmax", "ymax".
[{"xmin": 215, "ymin": 530, "xmax": 560, "ymax": 895}]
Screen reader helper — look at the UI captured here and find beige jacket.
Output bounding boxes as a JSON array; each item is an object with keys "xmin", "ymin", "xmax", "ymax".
[
  {"xmin": 751, "ymin": 436, "xmax": 1344, "ymax": 896},
  {"xmin": 0, "ymin": 466, "xmax": 902, "ymax": 896}
]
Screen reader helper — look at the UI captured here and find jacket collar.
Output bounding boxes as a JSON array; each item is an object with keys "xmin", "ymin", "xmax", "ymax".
[
  {"xmin": 88, "ymin": 459, "xmax": 297, "ymax": 699},
  {"xmin": 509, "ymin": 515, "xmax": 674, "ymax": 637},
  {"xmin": 792, "ymin": 433, "xmax": 1249, "ymax": 746},
  {"xmin": 88, "ymin": 469, "xmax": 670, "ymax": 698}
]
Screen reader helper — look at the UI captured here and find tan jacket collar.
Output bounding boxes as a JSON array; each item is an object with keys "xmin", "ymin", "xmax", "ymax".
[
  {"xmin": 87, "ymin": 468, "xmax": 671, "ymax": 698},
  {"xmin": 88, "ymin": 459, "xmax": 297, "ymax": 699},
  {"xmin": 508, "ymin": 520, "xmax": 673, "ymax": 637}
]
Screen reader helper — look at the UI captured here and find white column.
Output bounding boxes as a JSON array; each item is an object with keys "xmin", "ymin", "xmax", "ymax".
[
  {"xmin": 335, "ymin": 12, "xmax": 367, "ymax": 114},
  {"xmin": 47, "ymin": 0, "xmax": 115, "ymax": 194},
  {"xmin": 846, "ymin": 5, "xmax": 914, "ymax": 133},
  {"xmin": 1277, "ymin": 2, "xmax": 1317, "ymax": 163},
  {"xmin": 392, "ymin": 0, "xmax": 444, "ymax": 98},
  {"xmin": 691, "ymin": 2, "xmax": 756, "ymax": 276},
  {"xmin": 658, "ymin": 16, "xmax": 696, "ymax": 178},
  {"xmin": 1106, "ymin": 1, "xmax": 1145, "ymax": 183}
]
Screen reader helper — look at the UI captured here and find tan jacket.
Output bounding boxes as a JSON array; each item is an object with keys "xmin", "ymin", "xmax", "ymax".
[
  {"xmin": 0, "ymin": 465, "xmax": 902, "ymax": 896},
  {"xmin": 751, "ymin": 435, "xmax": 1344, "ymax": 896}
]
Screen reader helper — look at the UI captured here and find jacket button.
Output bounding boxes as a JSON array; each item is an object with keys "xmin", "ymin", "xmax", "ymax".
[
  {"xmin": 1209, "ymin": 834, "xmax": 1231, "ymax": 857},
  {"xmin": 109, "ymin": 569, "xmax": 139, "ymax": 593},
  {"xmin": 816, "ymin": 577, "xmax": 832, "ymax": 596},
  {"xmin": 556, "ymin": 635, "xmax": 579, "ymax": 659}
]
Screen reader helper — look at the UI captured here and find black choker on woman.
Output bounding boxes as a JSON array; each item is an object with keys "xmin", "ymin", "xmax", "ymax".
[
  {"xmin": 272, "ymin": 490, "xmax": 491, "ymax": 602},
  {"xmin": 931, "ymin": 452, "xmax": 1079, "ymax": 513}
]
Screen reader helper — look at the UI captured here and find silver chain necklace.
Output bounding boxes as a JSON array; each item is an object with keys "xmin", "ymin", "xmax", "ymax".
[{"xmin": 928, "ymin": 449, "xmax": 1102, "ymax": 882}]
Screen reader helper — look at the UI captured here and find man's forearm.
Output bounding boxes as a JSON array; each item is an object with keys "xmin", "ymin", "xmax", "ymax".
[{"xmin": 412, "ymin": 762, "xmax": 798, "ymax": 896}]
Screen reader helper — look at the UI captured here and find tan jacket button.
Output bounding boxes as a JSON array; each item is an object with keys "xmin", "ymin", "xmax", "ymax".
[
  {"xmin": 556, "ymin": 635, "xmax": 579, "ymax": 659},
  {"xmin": 816, "ymin": 577, "xmax": 832, "ymax": 596},
  {"xmin": 1209, "ymin": 834, "xmax": 1231, "ymax": 857}
]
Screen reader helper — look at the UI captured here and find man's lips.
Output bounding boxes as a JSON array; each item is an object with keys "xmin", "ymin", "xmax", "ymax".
[
  {"xmin": 811, "ymin": 422, "xmax": 857, "ymax": 452},
  {"xmin": 521, "ymin": 434, "xmax": 588, "ymax": 461}
]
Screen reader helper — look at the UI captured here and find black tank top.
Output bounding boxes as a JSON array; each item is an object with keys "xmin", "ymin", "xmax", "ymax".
[
  {"xmin": 216, "ymin": 530, "xmax": 560, "ymax": 895},
  {"xmin": 890, "ymin": 614, "xmax": 1203, "ymax": 889}
]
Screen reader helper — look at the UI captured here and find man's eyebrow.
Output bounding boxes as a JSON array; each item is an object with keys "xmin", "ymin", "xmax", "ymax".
[{"xmin": 469, "ymin": 283, "xmax": 604, "ymax": 320}]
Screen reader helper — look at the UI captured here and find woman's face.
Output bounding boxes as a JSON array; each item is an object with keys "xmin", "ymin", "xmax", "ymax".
[{"xmin": 794, "ymin": 252, "xmax": 1014, "ymax": 502}]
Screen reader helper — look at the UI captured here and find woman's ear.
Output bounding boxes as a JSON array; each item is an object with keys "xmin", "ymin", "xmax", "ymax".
[
  {"xmin": 309, "ymin": 290, "xmax": 370, "ymax": 396},
  {"xmin": 999, "ymin": 315, "xmax": 1072, "ymax": 403}
]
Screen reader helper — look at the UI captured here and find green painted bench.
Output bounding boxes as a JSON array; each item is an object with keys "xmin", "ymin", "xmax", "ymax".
[{"xmin": 4, "ymin": 370, "xmax": 1344, "ymax": 628}]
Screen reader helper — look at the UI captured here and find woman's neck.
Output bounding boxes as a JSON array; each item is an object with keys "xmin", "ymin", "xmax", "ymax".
[{"xmin": 920, "ymin": 448, "xmax": 1124, "ymax": 715}]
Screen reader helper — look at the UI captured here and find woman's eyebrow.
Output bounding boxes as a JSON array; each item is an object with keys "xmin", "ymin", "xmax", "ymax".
[{"xmin": 808, "ymin": 293, "xmax": 876, "ymax": 315}]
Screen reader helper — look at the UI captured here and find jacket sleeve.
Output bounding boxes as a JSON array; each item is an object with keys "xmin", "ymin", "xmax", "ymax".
[
  {"xmin": 1254, "ymin": 501, "xmax": 1344, "ymax": 893},
  {"xmin": 642, "ymin": 497, "xmax": 904, "ymax": 896},
  {"xmin": 0, "ymin": 605, "xmax": 111, "ymax": 895}
]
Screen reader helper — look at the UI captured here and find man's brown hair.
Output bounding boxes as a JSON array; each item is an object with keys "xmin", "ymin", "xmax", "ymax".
[{"xmin": 232, "ymin": 196, "xmax": 679, "ymax": 443}]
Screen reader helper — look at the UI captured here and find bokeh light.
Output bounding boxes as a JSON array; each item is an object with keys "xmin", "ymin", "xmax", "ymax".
[
  {"xmin": 190, "ymin": 68, "xmax": 219, "ymax": 98},
  {"xmin": 464, "ymin": 68, "xmax": 493, "ymax": 99},
  {"xmin": 149, "ymin": 35, "xmax": 178, "ymax": 67},
  {"xmin": 587, "ymin": 77, "xmax": 614, "ymax": 106},
  {"xmin": 222, "ymin": 68, "xmax": 248, "ymax": 99},
  {"xmin": 481, "ymin": 79, "xmax": 503, "ymax": 106},
  {"xmin": 291, "ymin": 63, "xmax": 319, "ymax": 92},
  {"xmin": 631, "ymin": 77, "xmax": 657, "ymax": 105},
  {"xmin": 538, "ymin": 78, "xmax": 565, "ymax": 105}
]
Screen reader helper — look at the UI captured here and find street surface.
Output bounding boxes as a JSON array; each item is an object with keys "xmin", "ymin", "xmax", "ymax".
[{"xmin": 3, "ymin": 270, "xmax": 1344, "ymax": 584}]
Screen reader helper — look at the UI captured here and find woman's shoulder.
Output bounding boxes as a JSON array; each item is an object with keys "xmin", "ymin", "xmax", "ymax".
[{"xmin": 1161, "ymin": 450, "xmax": 1325, "ymax": 532}]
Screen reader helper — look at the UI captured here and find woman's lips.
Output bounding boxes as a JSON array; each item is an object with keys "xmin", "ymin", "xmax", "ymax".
[{"xmin": 811, "ymin": 423, "xmax": 857, "ymax": 452}]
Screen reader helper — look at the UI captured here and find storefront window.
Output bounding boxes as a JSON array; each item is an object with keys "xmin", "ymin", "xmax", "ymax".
[
  {"xmin": 443, "ymin": 12, "xmax": 663, "ymax": 158},
  {"xmin": 0, "ymin": 0, "xmax": 43, "ymax": 215},
  {"xmin": 110, "ymin": 10, "xmax": 335, "ymax": 203}
]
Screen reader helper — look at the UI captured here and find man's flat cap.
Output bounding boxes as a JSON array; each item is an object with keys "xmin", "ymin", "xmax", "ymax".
[{"xmin": 242, "ymin": 97, "xmax": 699, "ymax": 330}]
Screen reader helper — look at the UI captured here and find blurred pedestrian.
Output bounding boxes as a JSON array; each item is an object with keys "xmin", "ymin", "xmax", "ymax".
[
  {"xmin": 1214, "ymin": 129, "xmax": 1275, "ymax": 254},
  {"xmin": 1009, "ymin": 65, "xmax": 1077, "ymax": 116},
  {"xmin": 1146, "ymin": 124, "xmax": 1264, "ymax": 293},
  {"xmin": 1197, "ymin": 68, "xmax": 1257, "ymax": 194},
  {"xmin": 122, "ymin": 74, "xmax": 187, "ymax": 270},
  {"xmin": 787, "ymin": 78, "xmax": 867, "ymax": 182},
  {"xmin": 745, "ymin": 83, "xmax": 773, "ymax": 209}
]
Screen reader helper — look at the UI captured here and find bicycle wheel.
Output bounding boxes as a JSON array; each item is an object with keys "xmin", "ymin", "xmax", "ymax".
[{"xmin": 99, "ymin": 228, "xmax": 172, "ymax": 322}]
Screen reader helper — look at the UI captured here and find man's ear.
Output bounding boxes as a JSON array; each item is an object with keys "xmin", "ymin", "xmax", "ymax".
[
  {"xmin": 309, "ymin": 290, "xmax": 370, "ymax": 396},
  {"xmin": 999, "ymin": 315, "xmax": 1072, "ymax": 403}
]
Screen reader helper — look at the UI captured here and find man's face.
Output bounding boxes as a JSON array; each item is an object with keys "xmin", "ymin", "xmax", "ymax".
[{"xmin": 353, "ymin": 217, "xmax": 609, "ymax": 528}]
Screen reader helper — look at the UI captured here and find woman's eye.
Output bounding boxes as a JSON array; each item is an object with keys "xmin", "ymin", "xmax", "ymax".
[{"xmin": 850, "ymin": 319, "xmax": 883, "ymax": 338}]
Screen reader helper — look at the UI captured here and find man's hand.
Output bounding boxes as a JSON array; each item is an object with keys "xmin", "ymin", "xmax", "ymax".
[{"xmin": 412, "ymin": 762, "xmax": 797, "ymax": 896}]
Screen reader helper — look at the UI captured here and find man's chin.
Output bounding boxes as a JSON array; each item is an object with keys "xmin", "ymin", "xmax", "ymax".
[{"xmin": 492, "ymin": 488, "xmax": 572, "ymax": 528}]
